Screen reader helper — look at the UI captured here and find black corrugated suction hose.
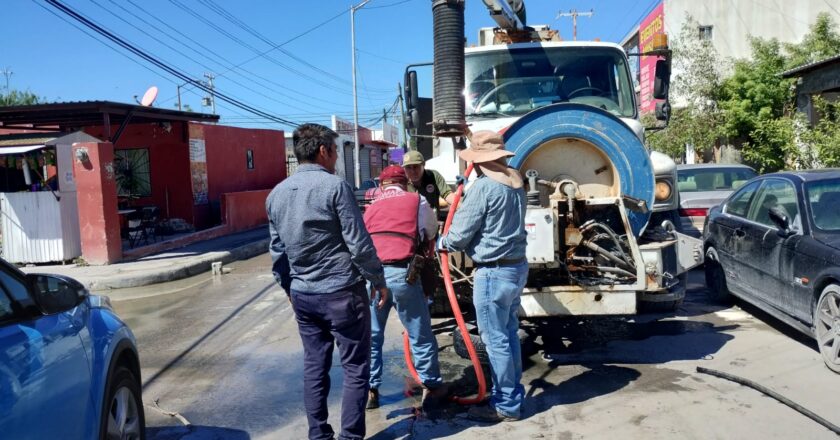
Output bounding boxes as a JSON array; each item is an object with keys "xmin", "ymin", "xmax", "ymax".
[{"xmin": 432, "ymin": 0, "xmax": 465, "ymax": 137}]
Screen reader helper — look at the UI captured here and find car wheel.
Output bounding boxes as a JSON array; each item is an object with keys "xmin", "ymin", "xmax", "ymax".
[
  {"xmin": 452, "ymin": 325, "xmax": 532, "ymax": 365},
  {"xmin": 814, "ymin": 284, "xmax": 840, "ymax": 374},
  {"xmin": 101, "ymin": 366, "xmax": 145, "ymax": 440},
  {"xmin": 704, "ymin": 250, "xmax": 731, "ymax": 303}
]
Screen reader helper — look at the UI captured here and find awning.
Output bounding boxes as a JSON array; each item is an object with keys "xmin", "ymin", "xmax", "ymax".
[{"xmin": 0, "ymin": 145, "xmax": 48, "ymax": 154}]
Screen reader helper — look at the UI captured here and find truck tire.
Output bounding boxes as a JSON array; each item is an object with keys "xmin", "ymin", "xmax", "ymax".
[
  {"xmin": 639, "ymin": 273, "xmax": 686, "ymax": 312},
  {"xmin": 452, "ymin": 325, "xmax": 532, "ymax": 365}
]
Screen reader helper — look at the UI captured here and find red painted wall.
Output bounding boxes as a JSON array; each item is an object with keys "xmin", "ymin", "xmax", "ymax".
[
  {"xmin": 73, "ymin": 142, "xmax": 122, "ymax": 264},
  {"xmin": 83, "ymin": 122, "xmax": 194, "ymax": 225},
  {"xmin": 221, "ymin": 189, "xmax": 270, "ymax": 232},
  {"xmin": 190, "ymin": 123, "xmax": 285, "ymax": 226}
]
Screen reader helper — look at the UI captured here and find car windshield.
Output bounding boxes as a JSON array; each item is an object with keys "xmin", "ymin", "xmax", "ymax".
[
  {"xmin": 806, "ymin": 178, "xmax": 840, "ymax": 232},
  {"xmin": 465, "ymin": 46, "xmax": 635, "ymax": 118},
  {"xmin": 677, "ymin": 168, "xmax": 757, "ymax": 192}
]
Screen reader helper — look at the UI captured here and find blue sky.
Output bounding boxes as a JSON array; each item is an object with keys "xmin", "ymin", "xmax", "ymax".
[{"xmin": 2, "ymin": 0, "xmax": 662, "ymax": 130}]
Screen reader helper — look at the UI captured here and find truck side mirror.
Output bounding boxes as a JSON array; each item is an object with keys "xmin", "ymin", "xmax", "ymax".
[
  {"xmin": 653, "ymin": 59, "xmax": 670, "ymax": 100},
  {"xmin": 404, "ymin": 109, "xmax": 420, "ymax": 130},
  {"xmin": 404, "ymin": 70, "xmax": 418, "ymax": 110},
  {"xmin": 655, "ymin": 101, "xmax": 671, "ymax": 122}
]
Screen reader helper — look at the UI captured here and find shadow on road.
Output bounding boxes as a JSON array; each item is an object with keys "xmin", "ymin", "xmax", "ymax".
[{"xmin": 146, "ymin": 425, "xmax": 251, "ymax": 439}]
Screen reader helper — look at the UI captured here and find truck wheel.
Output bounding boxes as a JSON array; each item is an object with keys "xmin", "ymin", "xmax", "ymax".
[
  {"xmin": 452, "ymin": 325, "xmax": 531, "ymax": 365},
  {"xmin": 639, "ymin": 297, "xmax": 683, "ymax": 312},
  {"xmin": 814, "ymin": 284, "xmax": 840, "ymax": 374},
  {"xmin": 452, "ymin": 325, "xmax": 489, "ymax": 365},
  {"xmin": 704, "ymin": 251, "xmax": 732, "ymax": 303}
]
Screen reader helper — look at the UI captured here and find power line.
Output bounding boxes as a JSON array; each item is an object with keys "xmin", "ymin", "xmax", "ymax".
[
  {"xmin": 167, "ymin": 0, "xmax": 386, "ymax": 98},
  {"xmin": 44, "ymin": 0, "xmax": 298, "ymax": 127},
  {"xmin": 110, "ymin": 0, "xmax": 352, "ymax": 112}
]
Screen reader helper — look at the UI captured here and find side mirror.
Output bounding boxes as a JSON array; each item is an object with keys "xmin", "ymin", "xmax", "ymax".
[
  {"xmin": 655, "ymin": 101, "xmax": 671, "ymax": 122},
  {"xmin": 27, "ymin": 274, "xmax": 87, "ymax": 314},
  {"xmin": 404, "ymin": 70, "xmax": 418, "ymax": 111},
  {"xmin": 768, "ymin": 207, "xmax": 793, "ymax": 235},
  {"xmin": 653, "ymin": 59, "xmax": 671, "ymax": 100},
  {"xmin": 404, "ymin": 108, "xmax": 420, "ymax": 130}
]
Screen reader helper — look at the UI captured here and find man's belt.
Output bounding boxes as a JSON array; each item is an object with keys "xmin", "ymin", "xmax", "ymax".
[
  {"xmin": 383, "ymin": 258, "xmax": 412, "ymax": 268},
  {"xmin": 474, "ymin": 258, "xmax": 527, "ymax": 268}
]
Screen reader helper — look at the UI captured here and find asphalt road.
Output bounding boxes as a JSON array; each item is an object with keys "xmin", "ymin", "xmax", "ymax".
[{"xmin": 110, "ymin": 254, "xmax": 840, "ymax": 439}]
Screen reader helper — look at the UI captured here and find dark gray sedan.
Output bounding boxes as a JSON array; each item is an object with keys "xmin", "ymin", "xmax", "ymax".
[{"xmin": 703, "ymin": 169, "xmax": 840, "ymax": 373}]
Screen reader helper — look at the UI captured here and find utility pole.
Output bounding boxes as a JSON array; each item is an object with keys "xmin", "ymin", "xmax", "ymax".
[
  {"xmin": 557, "ymin": 9, "xmax": 593, "ymax": 41},
  {"xmin": 1, "ymin": 67, "xmax": 12, "ymax": 90},
  {"xmin": 351, "ymin": 0, "xmax": 370, "ymax": 189},
  {"xmin": 177, "ymin": 84, "xmax": 182, "ymax": 111},
  {"xmin": 398, "ymin": 82, "xmax": 407, "ymax": 149},
  {"xmin": 203, "ymin": 72, "xmax": 216, "ymax": 115}
]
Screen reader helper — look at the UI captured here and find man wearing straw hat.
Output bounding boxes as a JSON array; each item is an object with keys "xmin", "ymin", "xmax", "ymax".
[{"xmin": 438, "ymin": 130, "xmax": 528, "ymax": 423}]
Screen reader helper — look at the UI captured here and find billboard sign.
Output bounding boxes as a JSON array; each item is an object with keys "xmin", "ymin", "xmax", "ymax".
[{"xmin": 639, "ymin": 2, "xmax": 664, "ymax": 114}]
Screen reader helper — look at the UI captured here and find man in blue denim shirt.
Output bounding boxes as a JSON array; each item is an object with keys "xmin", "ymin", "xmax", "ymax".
[
  {"xmin": 267, "ymin": 123, "xmax": 388, "ymax": 440},
  {"xmin": 439, "ymin": 130, "xmax": 528, "ymax": 423}
]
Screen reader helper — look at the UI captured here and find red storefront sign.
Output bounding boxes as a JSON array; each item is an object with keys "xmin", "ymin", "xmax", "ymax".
[{"xmin": 639, "ymin": 2, "xmax": 665, "ymax": 114}]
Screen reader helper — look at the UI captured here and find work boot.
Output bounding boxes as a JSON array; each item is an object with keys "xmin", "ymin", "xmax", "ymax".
[
  {"xmin": 366, "ymin": 389, "xmax": 380, "ymax": 410},
  {"xmin": 467, "ymin": 404, "xmax": 519, "ymax": 423},
  {"xmin": 421, "ymin": 383, "xmax": 450, "ymax": 409}
]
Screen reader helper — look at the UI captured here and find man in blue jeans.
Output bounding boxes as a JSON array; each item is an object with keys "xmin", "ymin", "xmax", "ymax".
[
  {"xmin": 267, "ymin": 123, "xmax": 389, "ymax": 440},
  {"xmin": 363, "ymin": 165, "xmax": 447, "ymax": 410},
  {"xmin": 439, "ymin": 130, "xmax": 528, "ymax": 422}
]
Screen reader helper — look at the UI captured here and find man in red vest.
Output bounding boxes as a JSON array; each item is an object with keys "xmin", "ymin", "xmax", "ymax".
[{"xmin": 363, "ymin": 165, "xmax": 447, "ymax": 410}]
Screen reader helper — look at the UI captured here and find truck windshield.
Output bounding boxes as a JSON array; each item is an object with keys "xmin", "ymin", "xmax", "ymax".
[{"xmin": 465, "ymin": 46, "xmax": 635, "ymax": 118}]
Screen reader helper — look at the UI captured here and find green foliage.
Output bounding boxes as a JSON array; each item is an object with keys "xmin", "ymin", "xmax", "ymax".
[
  {"xmin": 719, "ymin": 38, "xmax": 793, "ymax": 142},
  {"xmin": 0, "ymin": 89, "xmax": 42, "ymax": 106},
  {"xmin": 801, "ymin": 97, "xmax": 840, "ymax": 167},
  {"xmin": 783, "ymin": 13, "xmax": 840, "ymax": 70},
  {"xmin": 646, "ymin": 14, "xmax": 726, "ymax": 159},
  {"xmin": 741, "ymin": 114, "xmax": 797, "ymax": 173}
]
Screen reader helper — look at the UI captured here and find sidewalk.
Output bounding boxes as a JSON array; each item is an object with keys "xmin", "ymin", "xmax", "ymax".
[{"xmin": 20, "ymin": 227, "xmax": 270, "ymax": 291}]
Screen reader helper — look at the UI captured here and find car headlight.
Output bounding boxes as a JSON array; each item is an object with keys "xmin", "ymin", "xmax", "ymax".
[
  {"xmin": 655, "ymin": 180, "xmax": 672, "ymax": 202},
  {"xmin": 89, "ymin": 294, "xmax": 114, "ymax": 311}
]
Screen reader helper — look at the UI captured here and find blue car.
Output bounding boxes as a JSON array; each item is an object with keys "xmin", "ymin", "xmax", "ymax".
[{"xmin": 0, "ymin": 259, "xmax": 144, "ymax": 439}]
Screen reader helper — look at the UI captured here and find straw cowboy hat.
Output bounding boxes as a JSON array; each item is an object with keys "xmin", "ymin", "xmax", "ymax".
[
  {"xmin": 459, "ymin": 130, "xmax": 522, "ymax": 188},
  {"xmin": 458, "ymin": 130, "xmax": 515, "ymax": 164}
]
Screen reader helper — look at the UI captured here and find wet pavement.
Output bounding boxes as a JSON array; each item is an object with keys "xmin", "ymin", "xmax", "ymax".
[{"xmin": 110, "ymin": 255, "xmax": 840, "ymax": 439}]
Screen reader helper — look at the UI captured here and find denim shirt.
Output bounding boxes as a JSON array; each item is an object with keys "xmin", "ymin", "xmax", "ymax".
[
  {"xmin": 267, "ymin": 163, "xmax": 385, "ymax": 294},
  {"xmin": 439, "ymin": 175, "xmax": 527, "ymax": 263}
]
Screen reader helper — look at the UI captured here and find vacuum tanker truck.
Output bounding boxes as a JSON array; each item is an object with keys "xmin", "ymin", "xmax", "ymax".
[{"xmin": 403, "ymin": 0, "xmax": 703, "ymax": 317}]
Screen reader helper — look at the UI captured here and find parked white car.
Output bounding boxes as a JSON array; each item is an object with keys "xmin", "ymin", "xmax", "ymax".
[{"xmin": 677, "ymin": 164, "xmax": 757, "ymax": 238}]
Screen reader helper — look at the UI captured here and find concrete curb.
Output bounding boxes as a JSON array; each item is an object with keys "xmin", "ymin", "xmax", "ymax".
[{"xmin": 85, "ymin": 238, "xmax": 271, "ymax": 290}]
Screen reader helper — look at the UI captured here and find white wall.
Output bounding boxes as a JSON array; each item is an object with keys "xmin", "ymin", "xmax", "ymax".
[{"xmin": 665, "ymin": 0, "xmax": 840, "ymax": 62}]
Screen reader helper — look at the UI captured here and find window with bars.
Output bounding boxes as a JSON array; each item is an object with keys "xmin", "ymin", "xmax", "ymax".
[
  {"xmin": 115, "ymin": 148, "xmax": 152, "ymax": 197},
  {"xmin": 698, "ymin": 25, "xmax": 713, "ymax": 41}
]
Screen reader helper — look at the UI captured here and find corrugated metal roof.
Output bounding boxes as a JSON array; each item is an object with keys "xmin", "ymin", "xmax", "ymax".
[
  {"xmin": 781, "ymin": 53, "xmax": 840, "ymax": 77},
  {"xmin": 0, "ymin": 132, "xmax": 63, "ymax": 147},
  {"xmin": 0, "ymin": 100, "xmax": 219, "ymax": 130}
]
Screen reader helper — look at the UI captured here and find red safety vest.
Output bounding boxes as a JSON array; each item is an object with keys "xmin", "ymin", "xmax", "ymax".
[{"xmin": 363, "ymin": 188, "xmax": 420, "ymax": 263}]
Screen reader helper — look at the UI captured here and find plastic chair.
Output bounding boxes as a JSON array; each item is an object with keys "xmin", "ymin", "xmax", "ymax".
[{"xmin": 140, "ymin": 206, "xmax": 160, "ymax": 243}]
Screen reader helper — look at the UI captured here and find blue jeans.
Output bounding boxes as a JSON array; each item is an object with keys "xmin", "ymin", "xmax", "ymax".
[
  {"xmin": 370, "ymin": 265, "xmax": 443, "ymax": 390},
  {"xmin": 473, "ymin": 262, "xmax": 529, "ymax": 418},
  {"xmin": 291, "ymin": 283, "xmax": 370, "ymax": 440}
]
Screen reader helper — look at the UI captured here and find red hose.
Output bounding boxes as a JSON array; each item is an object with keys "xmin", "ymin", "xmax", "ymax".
[{"xmin": 402, "ymin": 163, "xmax": 487, "ymax": 405}]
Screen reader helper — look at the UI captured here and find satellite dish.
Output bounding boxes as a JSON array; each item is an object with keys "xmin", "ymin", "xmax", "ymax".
[{"xmin": 140, "ymin": 86, "xmax": 158, "ymax": 106}]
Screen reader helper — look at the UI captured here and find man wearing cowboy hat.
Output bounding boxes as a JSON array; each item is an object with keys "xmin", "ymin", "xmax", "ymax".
[
  {"xmin": 438, "ymin": 130, "xmax": 528, "ymax": 423},
  {"xmin": 402, "ymin": 150, "xmax": 455, "ymax": 211},
  {"xmin": 362, "ymin": 165, "xmax": 448, "ymax": 410}
]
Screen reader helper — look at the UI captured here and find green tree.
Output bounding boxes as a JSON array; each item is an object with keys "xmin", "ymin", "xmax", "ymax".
[
  {"xmin": 784, "ymin": 13, "xmax": 840, "ymax": 70},
  {"xmin": 646, "ymin": 14, "xmax": 726, "ymax": 160},
  {"xmin": 800, "ymin": 97, "xmax": 840, "ymax": 167},
  {"xmin": 0, "ymin": 89, "xmax": 42, "ymax": 106}
]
